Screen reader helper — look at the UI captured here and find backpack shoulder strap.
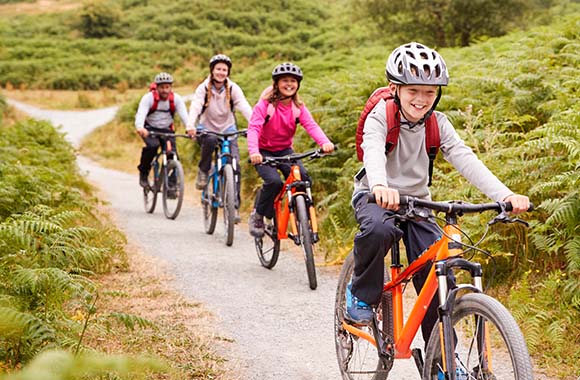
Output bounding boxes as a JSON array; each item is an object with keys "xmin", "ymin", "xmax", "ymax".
[
  {"xmin": 264, "ymin": 102, "xmax": 275, "ymax": 126},
  {"xmin": 148, "ymin": 86, "xmax": 160, "ymax": 115},
  {"xmin": 424, "ymin": 113, "xmax": 440, "ymax": 186},
  {"xmin": 384, "ymin": 98, "xmax": 401, "ymax": 154},
  {"xmin": 291, "ymin": 102, "xmax": 301, "ymax": 125}
]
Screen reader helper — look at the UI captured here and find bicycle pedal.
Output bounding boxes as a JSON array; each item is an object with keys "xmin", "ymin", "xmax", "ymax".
[
  {"xmin": 288, "ymin": 233, "xmax": 301, "ymax": 245},
  {"xmin": 312, "ymin": 232, "xmax": 319, "ymax": 243}
]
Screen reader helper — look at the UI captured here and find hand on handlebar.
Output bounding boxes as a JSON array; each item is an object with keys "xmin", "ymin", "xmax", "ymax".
[
  {"xmin": 186, "ymin": 129, "xmax": 196, "ymax": 138},
  {"xmin": 136, "ymin": 128, "xmax": 149, "ymax": 138},
  {"xmin": 321, "ymin": 142, "xmax": 334, "ymax": 153},
  {"xmin": 372, "ymin": 185, "xmax": 400, "ymax": 211},
  {"xmin": 503, "ymin": 194, "xmax": 530, "ymax": 215},
  {"xmin": 250, "ymin": 153, "xmax": 263, "ymax": 165}
]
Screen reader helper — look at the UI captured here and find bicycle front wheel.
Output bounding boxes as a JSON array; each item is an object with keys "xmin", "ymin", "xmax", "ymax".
[
  {"xmin": 202, "ymin": 168, "xmax": 218, "ymax": 234},
  {"xmin": 143, "ymin": 166, "xmax": 158, "ymax": 214},
  {"xmin": 423, "ymin": 292, "xmax": 534, "ymax": 380},
  {"xmin": 295, "ymin": 195, "xmax": 317, "ymax": 290},
  {"xmin": 334, "ymin": 251, "xmax": 391, "ymax": 380},
  {"xmin": 222, "ymin": 164, "xmax": 236, "ymax": 246},
  {"xmin": 162, "ymin": 160, "xmax": 185, "ymax": 220},
  {"xmin": 253, "ymin": 189, "xmax": 280, "ymax": 269}
]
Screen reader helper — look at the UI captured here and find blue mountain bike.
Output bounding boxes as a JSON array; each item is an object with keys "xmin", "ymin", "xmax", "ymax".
[{"xmin": 199, "ymin": 129, "xmax": 247, "ymax": 246}]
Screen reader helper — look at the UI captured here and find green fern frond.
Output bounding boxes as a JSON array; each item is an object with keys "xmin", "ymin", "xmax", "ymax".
[{"xmin": 106, "ymin": 312, "xmax": 156, "ymax": 331}]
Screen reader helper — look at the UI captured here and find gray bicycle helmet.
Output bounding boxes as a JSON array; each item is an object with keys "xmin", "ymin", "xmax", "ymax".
[
  {"xmin": 209, "ymin": 54, "xmax": 232, "ymax": 70},
  {"xmin": 272, "ymin": 62, "xmax": 303, "ymax": 82},
  {"xmin": 154, "ymin": 72, "xmax": 174, "ymax": 85},
  {"xmin": 386, "ymin": 42, "xmax": 449, "ymax": 86}
]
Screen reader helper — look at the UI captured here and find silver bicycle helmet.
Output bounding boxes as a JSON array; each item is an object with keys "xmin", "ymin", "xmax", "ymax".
[
  {"xmin": 272, "ymin": 62, "xmax": 303, "ymax": 82},
  {"xmin": 209, "ymin": 54, "xmax": 232, "ymax": 70},
  {"xmin": 154, "ymin": 72, "xmax": 174, "ymax": 85},
  {"xmin": 386, "ymin": 42, "xmax": 449, "ymax": 86}
]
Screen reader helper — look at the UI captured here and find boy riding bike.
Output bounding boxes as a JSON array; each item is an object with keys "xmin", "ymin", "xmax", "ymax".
[
  {"xmin": 348, "ymin": 41, "xmax": 529, "ymax": 350},
  {"xmin": 135, "ymin": 72, "xmax": 189, "ymax": 189},
  {"xmin": 247, "ymin": 62, "xmax": 334, "ymax": 238}
]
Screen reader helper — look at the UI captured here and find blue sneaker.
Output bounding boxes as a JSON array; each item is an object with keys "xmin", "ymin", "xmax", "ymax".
[
  {"xmin": 437, "ymin": 358, "xmax": 469, "ymax": 380},
  {"xmin": 345, "ymin": 283, "xmax": 373, "ymax": 325}
]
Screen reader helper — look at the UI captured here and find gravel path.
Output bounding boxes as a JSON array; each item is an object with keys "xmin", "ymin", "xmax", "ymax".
[{"xmin": 9, "ymin": 100, "xmax": 450, "ymax": 380}]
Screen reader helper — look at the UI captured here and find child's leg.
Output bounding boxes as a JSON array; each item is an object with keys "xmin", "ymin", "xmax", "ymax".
[
  {"xmin": 352, "ymin": 196, "xmax": 403, "ymax": 305},
  {"xmin": 254, "ymin": 164, "xmax": 283, "ymax": 219}
]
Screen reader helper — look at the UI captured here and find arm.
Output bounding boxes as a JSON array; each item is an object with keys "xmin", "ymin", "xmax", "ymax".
[
  {"xmin": 174, "ymin": 94, "xmax": 190, "ymax": 130},
  {"xmin": 297, "ymin": 104, "xmax": 331, "ymax": 147},
  {"xmin": 135, "ymin": 93, "xmax": 153, "ymax": 130},
  {"xmin": 231, "ymin": 83, "xmax": 253, "ymax": 122}
]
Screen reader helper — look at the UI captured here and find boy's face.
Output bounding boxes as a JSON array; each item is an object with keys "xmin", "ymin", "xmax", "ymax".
[{"xmin": 390, "ymin": 83, "xmax": 438, "ymax": 123}]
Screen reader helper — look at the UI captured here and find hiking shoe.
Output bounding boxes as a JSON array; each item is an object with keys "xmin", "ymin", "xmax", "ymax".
[
  {"xmin": 437, "ymin": 357, "xmax": 469, "ymax": 380},
  {"xmin": 195, "ymin": 170, "xmax": 208, "ymax": 190},
  {"xmin": 234, "ymin": 209, "xmax": 241, "ymax": 224},
  {"xmin": 345, "ymin": 283, "xmax": 373, "ymax": 325},
  {"xmin": 249, "ymin": 210, "xmax": 265, "ymax": 238},
  {"xmin": 139, "ymin": 172, "xmax": 149, "ymax": 188}
]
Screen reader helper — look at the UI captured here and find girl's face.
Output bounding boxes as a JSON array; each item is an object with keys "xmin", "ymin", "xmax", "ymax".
[
  {"xmin": 211, "ymin": 62, "xmax": 229, "ymax": 83},
  {"xmin": 391, "ymin": 84, "xmax": 438, "ymax": 123},
  {"xmin": 276, "ymin": 76, "xmax": 299, "ymax": 98}
]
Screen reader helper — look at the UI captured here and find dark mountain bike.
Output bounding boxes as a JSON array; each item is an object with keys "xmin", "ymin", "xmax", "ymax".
[
  {"xmin": 199, "ymin": 129, "xmax": 247, "ymax": 246},
  {"xmin": 143, "ymin": 132, "xmax": 190, "ymax": 220}
]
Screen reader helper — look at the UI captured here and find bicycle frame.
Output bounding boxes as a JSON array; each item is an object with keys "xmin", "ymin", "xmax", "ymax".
[
  {"xmin": 341, "ymin": 221, "xmax": 468, "ymax": 359},
  {"xmin": 273, "ymin": 164, "xmax": 319, "ymax": 242}
]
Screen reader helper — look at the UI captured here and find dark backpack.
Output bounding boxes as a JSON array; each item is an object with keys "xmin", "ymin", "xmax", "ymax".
[
  {"xmin": 355, "ymin": 87, "xmax": 440, "ymax": 186},
  {"xmin": 200, "ymin": 79, "xmax": 235, "ymax": 116}
]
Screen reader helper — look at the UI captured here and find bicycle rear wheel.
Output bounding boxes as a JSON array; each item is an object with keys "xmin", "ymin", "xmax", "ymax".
[
  {"xmin": 253, "ymin": 189, "xmax": 280, "ymax": 269},
  {"xmin": 143, "ymin": 162, "xmax": 158, "ymax": 213},
  {"xmin": 162, "ymin": 159, "xmax": 185, "ymax": 220},
  {"xmin": 222, "ymin": 164, "xmax": 235, "ymax": 246},
  {"xmin": 335, "ymin": 251, "xmax": 392, "ymax": 380},
  {"xmin": 202, "ymin": 168, "xmax": 218, "ymax": 234},
  {"xmin": 295, "ymin": 194, "xmax": 317, "ymax": 290},
  {"xmin": 423, "ymin": 293, "xmax": 534, "ymax": 380}
]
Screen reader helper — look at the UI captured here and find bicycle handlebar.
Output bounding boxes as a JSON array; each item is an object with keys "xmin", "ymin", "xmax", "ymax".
[
  {"xmin": 367, "ymin": 194, "xmax": 534, "ymax": 214},
  {"xmin": 148, "ymin": 132, "xmax": 192, "ymax": 139},
  {"xmin": 196, "ymin": 129, "xmax": 248, "ymax": 139},
  {"xmin": 251, "ymin": 146, "xmax": 338, "ymax": 166}
]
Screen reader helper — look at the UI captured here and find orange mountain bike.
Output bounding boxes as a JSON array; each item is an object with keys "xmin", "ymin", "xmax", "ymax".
[
  {"xmin": 252, "ymin": 149, "xmax": 331, "ymax": 290},
  {"xmin": 334, "ymin": 195, "xmax": 534, "ymax": 380}
]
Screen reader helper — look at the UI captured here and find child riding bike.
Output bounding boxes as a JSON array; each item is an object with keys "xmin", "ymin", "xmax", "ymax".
[
  {"xmin": 247, "ymin": 62, "xmax": 334, "ymax": 238},
  {"xmin": 186, "ymin": 54, "xmax": 253, "ymax": 222},
  {"xmin": 348, "ymin": 42, "xmax": 529, "ymax": 351},
  {"xmin": 135, "ymin": 72, "xmax": 189, "ymax": 189}
]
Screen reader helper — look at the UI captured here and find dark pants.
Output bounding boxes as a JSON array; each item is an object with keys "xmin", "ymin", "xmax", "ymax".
[
  {"xmin": 254, "ymin": 148, "xmax": 310, "ymax": 219},
  {"xmin": 137, "ymin": 127, "xmax": 177, "ymax": 174},
  {"xmin": 197, "ymin": 133, "xmax": 241, "ymax": 208},
  {"xmin": 352, "ymin": 195, "xmax": 453, "ymax": 344}
]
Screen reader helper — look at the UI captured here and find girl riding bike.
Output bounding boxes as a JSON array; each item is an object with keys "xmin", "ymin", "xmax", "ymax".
[{"xmin": 247, "ymin": 62, "xmax": 334, "ymax": 238}]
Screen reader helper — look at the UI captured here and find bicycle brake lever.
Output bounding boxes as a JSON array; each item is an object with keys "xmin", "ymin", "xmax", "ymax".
[{"xmin": 488, "ymin": 213, "xmax": 529, "ymax": 227}]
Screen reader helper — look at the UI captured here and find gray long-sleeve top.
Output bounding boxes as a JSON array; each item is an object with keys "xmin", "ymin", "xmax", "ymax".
[
  {"xmin": 135, "ymin": 92, "xmax": 189, "ymax": 130},
  {"xmin": 353, "ymin": 99, "xmax": 514, "ymax": 202}
]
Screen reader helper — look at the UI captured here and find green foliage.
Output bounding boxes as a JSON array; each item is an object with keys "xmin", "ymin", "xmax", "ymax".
[{"xmin": 78, "ymin": 0, "xmax": 122, "ymax": 39}]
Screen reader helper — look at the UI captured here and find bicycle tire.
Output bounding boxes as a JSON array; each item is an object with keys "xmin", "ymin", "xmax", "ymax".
[
  {"xmin": 162, "ymin": 159, "xmax": 185, "ymax": 220},
  {"xmin": 143, "ymin": 165, "xmax": 158, "ymax": 214},
  {"xmin": 295, "ymin": 195, "xmax": 317, "ymax": 290},
  {"xmin": 423, "ymin": 293, "xmax": 534, "ymax": 380},
  {"xmin": 222, "ymin": 164, "xmax": 236, "ymax": 246},
  {"xmin": 254, "ymin": 189, "xmax": 280, "ymax": 269},
  {"xmin": 202, "ymin": 168, "xmax": 218, "ymax": 234},
  {"xmin": 334, "ymin": 251, "xmax": 392, "ymax": 380}
]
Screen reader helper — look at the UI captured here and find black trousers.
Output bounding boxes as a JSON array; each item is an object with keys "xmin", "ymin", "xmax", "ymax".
[
  {"xmin": 254, "ymin": 148, "xmax": 309, "ymax": 219},
  {"xmin": 137, "ymin": 127, "xmax": 176, "ymax": 174},
  {"xmin": 352, "ymin": 194, "xmax": 453, "ymax": 344},
  {"xmin": 198, "ymin": 133, "xmax": 241, "ymax": 208}
]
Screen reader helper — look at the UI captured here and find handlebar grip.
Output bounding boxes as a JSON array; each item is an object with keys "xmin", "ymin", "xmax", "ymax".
[
  {"xmin": 504, "ymin": 202, "xmax": 535, "ymax": 212},
  {"xmin": 366, "ymin": 193, "xmax": 409, "ymax": 206}
]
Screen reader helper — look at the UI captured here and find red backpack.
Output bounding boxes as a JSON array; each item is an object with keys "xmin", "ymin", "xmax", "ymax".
[
  {"xmin": 147, "ymin": 82, "xmax": 176, "ymax": 130},
  {"xmin": 355, "ymin": 87, "xmax": 440, "ymax": 186}
]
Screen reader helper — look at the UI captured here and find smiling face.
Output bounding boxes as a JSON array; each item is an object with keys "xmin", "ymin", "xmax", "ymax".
[
  {"xmin": 390, "ymin": 83, "xmax": 438, "ymax": 123},
  {"xmin": 275, "ymin": 75, "xmax": 299, "ymax": 98},
  {"xmin": 211, "ymin": 62, "xmax": 229, "ymax": 83}
]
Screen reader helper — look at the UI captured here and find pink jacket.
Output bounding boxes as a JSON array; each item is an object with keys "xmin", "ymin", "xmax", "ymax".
[{"xmin": 247, "ymin": 99, "xmax": 331, "ymax": 155}]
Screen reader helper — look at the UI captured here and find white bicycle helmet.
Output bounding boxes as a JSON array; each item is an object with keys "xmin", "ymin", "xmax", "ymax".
[
  {"xmin": 210, "ymin": 54, "xmax": 232, "ymax": 70},
  {"xmin": 154, "ymin": 72, "xmax": 174, "ymax": 85},
  {"xmin": 272, "ymin": 62, "xmax": 303, "ymax": 82},
  {"xmin": 386, "ymin": 42, "xmax": 449, "ymax": 86}
]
